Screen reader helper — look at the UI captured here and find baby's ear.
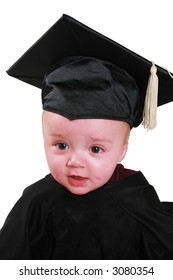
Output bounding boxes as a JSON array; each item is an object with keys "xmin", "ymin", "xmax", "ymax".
[{"xmin": 118, "ymin": 143, "xmax": 128, "ymax": 162}]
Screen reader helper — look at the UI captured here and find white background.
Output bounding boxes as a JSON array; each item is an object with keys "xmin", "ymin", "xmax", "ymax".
[{"xmin": 0, "ymin": 0, "xmax": 173, "ymax": 229}]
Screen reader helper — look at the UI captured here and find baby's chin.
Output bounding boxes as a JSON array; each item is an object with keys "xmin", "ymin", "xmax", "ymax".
[
  {"xmin": 57, "ymin": 179, "xmax": 102, "ymax": 195},
  {"xmin": 63, "ymin": 184, "xmax": 101, "ymax": 196},
  {"xmin": 52, "ymin": 174, "xmax": 105, "ymax": 195}
]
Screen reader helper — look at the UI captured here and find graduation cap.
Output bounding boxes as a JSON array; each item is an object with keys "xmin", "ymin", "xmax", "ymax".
[{"xmin": 7, "ymin": 14, "xmax": 173, "ymax": 129}]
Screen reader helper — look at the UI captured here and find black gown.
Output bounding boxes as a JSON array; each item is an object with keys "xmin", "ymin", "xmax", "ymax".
[{"xmin": 0, "ymin": 165, "xmax": 173, "ymax": 260}]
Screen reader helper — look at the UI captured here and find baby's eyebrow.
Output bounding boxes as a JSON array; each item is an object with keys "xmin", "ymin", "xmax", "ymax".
[
  {"xmin": 48, "ymin": 133, "xmax": 65, "ymax": 138},
  {"xmin": 90, "ymin": 137, "xmax": 112, "ymax": 143}
]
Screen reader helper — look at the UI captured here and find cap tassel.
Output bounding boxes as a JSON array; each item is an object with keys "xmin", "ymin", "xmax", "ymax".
[{"xmin": 142, "ymin": 62, "xmax": 158, "ymax": 130}]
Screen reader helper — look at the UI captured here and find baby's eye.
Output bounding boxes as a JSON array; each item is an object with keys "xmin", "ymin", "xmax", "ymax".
[
  {"xmin": 56, "ymin": 143, "xmax": 69, "ymax": 150},
  {"xmin": 90, "ymin": 146, "xmax": 103, "ymax": 154}
]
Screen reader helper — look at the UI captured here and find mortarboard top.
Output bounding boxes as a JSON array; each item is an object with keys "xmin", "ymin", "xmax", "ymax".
[{"xmin": 7, "ymin": 14, "xmax": 173, "ymax": 128}]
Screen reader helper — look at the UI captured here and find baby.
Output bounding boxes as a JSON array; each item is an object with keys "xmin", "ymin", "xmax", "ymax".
[
  {"xmin": 0, "ymin": 14, "xmax": 173, "ymax": 260},
  {"xmin": 42, "ymin": 111, "xmax": 130, "ymax": 196}
]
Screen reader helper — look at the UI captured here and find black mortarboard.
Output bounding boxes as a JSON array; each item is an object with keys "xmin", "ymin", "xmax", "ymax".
[{"xmin": 7, "ymin": 14, "xmax": 173, "ymax": 129}]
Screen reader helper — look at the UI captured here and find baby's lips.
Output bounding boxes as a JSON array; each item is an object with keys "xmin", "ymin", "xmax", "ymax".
[{"xmin": 68, "ymin": 175, "xmax": 88, "ymax": 187}]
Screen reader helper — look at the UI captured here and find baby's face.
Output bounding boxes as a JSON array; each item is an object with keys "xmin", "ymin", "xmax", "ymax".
[{"xmin": 42, "ymin": 111, "xmax": 130, "ymax": 195}]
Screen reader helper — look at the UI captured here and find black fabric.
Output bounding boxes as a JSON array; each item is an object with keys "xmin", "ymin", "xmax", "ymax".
[
  {"xmin": 0, "ymin": 171, "xmax": 173, "ymax": 260},
  {"xmin": 42, "ymin": 56, "xmax": 142, "ymax": 127}
]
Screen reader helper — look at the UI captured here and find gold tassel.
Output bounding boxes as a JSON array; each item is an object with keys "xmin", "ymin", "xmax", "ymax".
[{"xmin": 142, "ymin": 62, "xmax": 158, "ymax": 130}]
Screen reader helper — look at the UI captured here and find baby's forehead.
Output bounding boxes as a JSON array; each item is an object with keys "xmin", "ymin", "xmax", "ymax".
[
  {"xmin": 42, "ymin": 111, "xmax": 130, "ymax": 138},
  {"xmin": 43, "ymin": 110, "xmax": 128, "ymax": 125}
]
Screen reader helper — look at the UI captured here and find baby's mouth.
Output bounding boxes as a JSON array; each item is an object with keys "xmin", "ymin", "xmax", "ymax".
[{"xmin": 68, "ymin": 175, "xmax": 88, "ymax": 187}]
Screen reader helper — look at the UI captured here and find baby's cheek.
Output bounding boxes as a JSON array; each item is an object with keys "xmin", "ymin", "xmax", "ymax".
[
  {"xmin": 102, "ymin": 164, "xmax": 117, "ymax": 180},
  {"xmin": 95, "ymin": 168, "xmax": 113, "ymax": 183},
  {"xmin": 47, "ymin": 158, "xmax": 60, "ymax": 175}
]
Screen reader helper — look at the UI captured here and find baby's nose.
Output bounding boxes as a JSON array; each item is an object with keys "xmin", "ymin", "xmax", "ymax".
[{"xmin": 66, "ymin": 153, "xmax": 85, "ymax": 168}]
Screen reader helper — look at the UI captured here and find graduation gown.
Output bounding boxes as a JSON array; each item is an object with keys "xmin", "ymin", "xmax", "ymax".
[{"xmin": 0, "ymin": 165, "xmax": 173, "ymax": 260}]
